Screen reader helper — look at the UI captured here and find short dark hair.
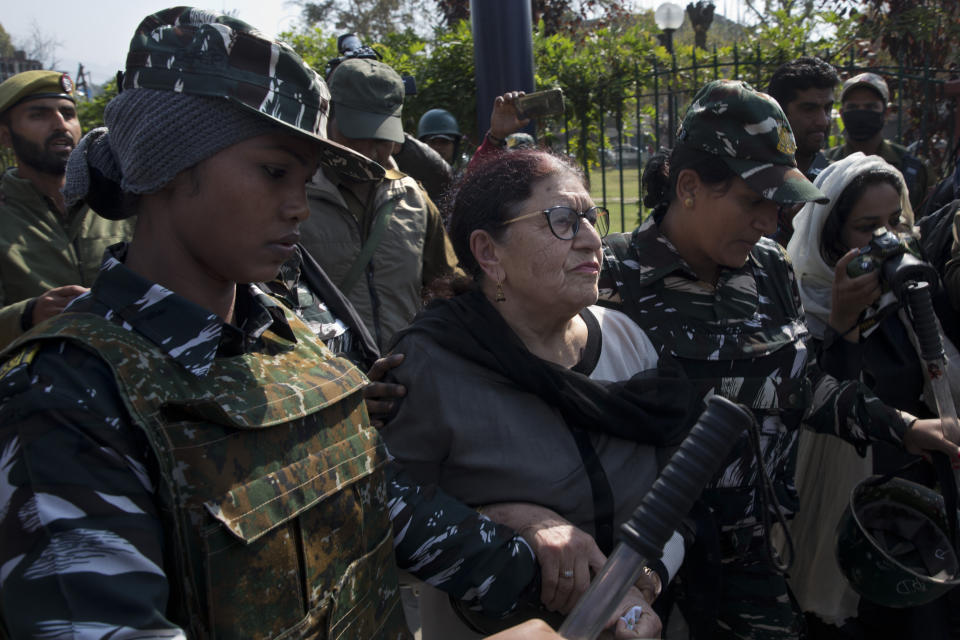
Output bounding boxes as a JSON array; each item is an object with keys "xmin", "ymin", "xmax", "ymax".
[
  {"xmin": 820, "ymin": 168, "xmax": 904, "ymax": 265},
  {"xmin": 446, "ymin": 149, "xmax": 584, "ymax": 280},
  {"xmin": 767, "ymin": 57, "xmax": 839, "ymax": 109}
]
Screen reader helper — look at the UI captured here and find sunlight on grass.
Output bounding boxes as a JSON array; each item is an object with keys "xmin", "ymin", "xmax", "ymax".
[{"xmin": 588, "ymin": 166, "xmax": 650, "ymax": 233}]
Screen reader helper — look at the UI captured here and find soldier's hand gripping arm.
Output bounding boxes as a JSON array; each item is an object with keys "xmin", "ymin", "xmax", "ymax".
[{"xmin": 363, "ymin": 353, "xmax": 406, "ymax": 428}]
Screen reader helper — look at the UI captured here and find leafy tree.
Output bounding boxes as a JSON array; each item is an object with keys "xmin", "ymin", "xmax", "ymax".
[
  {"xmin": 0, "ymin": 23, "xmax": 15, "ymax": 58},
  {"xmin": 76, "ymin": 79, "xmax": 118, "ymax": 133},
  {"xmin": 282, "ymin": 20, "xmax": 478, "ymax": 142},
  {"xmin": 849, "ymin": 0, "xmax": 960, "ymax": 168},
  {"xmin": 292, "ymin": 0, "xmax": 441, "ymax": 40}
]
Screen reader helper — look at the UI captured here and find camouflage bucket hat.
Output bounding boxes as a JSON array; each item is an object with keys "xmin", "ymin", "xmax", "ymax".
[
  {"xmin": 677, "ymin": 79, "xmax": 827, "ymax": 204},
  {"xmin": 121, "ymin": 7, "xmax": 383, "ymax": 182}
]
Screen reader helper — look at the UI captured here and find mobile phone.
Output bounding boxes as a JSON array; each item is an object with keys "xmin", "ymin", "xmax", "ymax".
[{"xmin": 515, "ymin": 88, "xmax": 565, "ymax": 119}]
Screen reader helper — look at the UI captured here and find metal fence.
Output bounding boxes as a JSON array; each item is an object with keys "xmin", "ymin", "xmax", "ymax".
[{"xmin": 552, "ymin": 44, "xmax": 958, "ymax": 232}]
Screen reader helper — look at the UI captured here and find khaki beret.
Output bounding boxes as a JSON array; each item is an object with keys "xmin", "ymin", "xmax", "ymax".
[{"xmin": 0, "ymin": 70, "xmax": 75, "ymax": 117}]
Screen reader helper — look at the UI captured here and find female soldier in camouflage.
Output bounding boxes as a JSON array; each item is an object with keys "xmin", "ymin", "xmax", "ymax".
[
  {"xmin": 600, "ymin": 80, "xmax": 960, "ymax": 639},
  {"xmin": 0, "ymin": 8, "xmax": 561, "ymax": 640}
]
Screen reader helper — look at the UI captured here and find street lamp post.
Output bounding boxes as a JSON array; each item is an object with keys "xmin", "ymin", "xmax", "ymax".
[
  {"xmin": 655, "ymin": 3, "xmax": 684, "ymax": 145},
  {"xmin": 655, "ymin": 2, "xmax": 684, "ymax": 55}
]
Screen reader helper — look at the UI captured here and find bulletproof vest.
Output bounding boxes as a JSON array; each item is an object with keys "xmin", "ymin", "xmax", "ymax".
[{"xmin": 12, "ymin": 311, "xmax": 409, "ymax": 640}]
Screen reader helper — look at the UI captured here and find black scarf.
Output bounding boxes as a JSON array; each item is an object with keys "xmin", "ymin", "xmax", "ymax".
[{"xmin": 391, "ymin": 288, "xmax": 696, "ymax": 448}]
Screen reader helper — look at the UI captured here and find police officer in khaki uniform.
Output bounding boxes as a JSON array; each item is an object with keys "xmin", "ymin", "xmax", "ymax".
[
  {"xmin": 301, "ymin": 58, "xmax": 458, "ymax": 350},
  {"xmin": 0, "ymin": 71, "xmax": 133, "ymax": 347}
]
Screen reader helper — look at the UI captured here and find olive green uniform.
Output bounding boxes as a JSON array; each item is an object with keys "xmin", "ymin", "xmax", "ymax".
[
  {"xmin": 824, "ymin": 140, "xmax": 933, "ymax": 212},
  {"xmin": 0, "ymin": 168, "xmax": 132, "ymax": 346}
]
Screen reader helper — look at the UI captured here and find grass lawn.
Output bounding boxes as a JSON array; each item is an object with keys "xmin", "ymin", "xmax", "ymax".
[{"xmin": 588, "ymin": 166, "xmax": 650, "ymax": 233}]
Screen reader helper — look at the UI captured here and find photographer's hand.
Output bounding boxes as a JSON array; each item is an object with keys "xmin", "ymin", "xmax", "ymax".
[{"xmin": 830, "ymin": 249, "xmax": 882, "ymax": 342}]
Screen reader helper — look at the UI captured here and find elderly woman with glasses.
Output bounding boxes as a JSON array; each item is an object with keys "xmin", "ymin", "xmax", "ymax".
[{"xmin": 380, "ymin": 149, "xmax": 695, "ymax": 638}]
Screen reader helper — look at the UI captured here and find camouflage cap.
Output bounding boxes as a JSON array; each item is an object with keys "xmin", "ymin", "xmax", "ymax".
[
  {"xmin": 329, "ymin": 58, "xmax": 405, "ymax": 144},
  {"xmin": 121, "ymin": 7, "xmax": 383, "ymax": 181},
  {"xmin": 677, "ymin": 79, "xmax": 828, "ymax": 204},
  {"xmin": 0, "ymin": 70, "xmax": 75, "ymax": 117},
  {"xmin": 840, "ymin": 72, "xmax": 890, "ymax": 104}
]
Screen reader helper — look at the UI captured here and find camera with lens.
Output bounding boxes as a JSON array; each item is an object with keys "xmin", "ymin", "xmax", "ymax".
[
  {"xmin": 846, "ymin": 228, "xmax": 939, "ymax": 297},
  {"xmin": 325, "ymin": 33, "xmax": 417, "ymax": 95}
]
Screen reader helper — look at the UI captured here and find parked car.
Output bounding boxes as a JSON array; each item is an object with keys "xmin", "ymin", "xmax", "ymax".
[{"xmin": 602, "ymin": 144, "xmax": 644, "ymax": 168}]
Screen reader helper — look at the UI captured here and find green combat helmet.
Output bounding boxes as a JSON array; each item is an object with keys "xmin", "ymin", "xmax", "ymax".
[
  {"xmin": 417, "ymin": 108, "xmax": 460, "ymax": 140},
  {"xmin": 836, "ymin": 476, "xmax": 960, "ymax": 607}
]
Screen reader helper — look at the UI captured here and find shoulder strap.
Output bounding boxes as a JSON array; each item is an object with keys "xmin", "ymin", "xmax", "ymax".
[
  {"xmin": 900, "ymin": 153, "xmax": 925, "ymax": 196},
  {"xmin": 339, "ymin": 196, "xmax": 400, "ymax": 294},
  {"xmin": 297, "ymin": 245, "xmax": 380, "ymax": 367}
]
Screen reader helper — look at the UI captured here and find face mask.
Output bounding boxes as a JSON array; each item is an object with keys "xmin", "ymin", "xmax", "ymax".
[{"xmin": 842, "ymin": 109, "xmax": 885, "ymax": 141}]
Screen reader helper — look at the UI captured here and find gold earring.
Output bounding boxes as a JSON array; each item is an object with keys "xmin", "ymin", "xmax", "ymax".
[
  {"xmin": 495, "ymin": 277, "xmax": 506, "ymax": 302},
  {"xmin": 684, "ymin": 197, "xmax": 694, "ymax": 208}
]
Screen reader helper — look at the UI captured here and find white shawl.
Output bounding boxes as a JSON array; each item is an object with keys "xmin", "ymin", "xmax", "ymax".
[
  {"xmin": 784, "ymin": 152, "xmax": 960, "ymax": 626},
  {"xmin": 787, "ymin": 152, "xmax": 914, "ymax": 338}
]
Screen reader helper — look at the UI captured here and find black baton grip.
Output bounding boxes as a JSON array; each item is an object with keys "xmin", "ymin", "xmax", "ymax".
[
  {"xmin": 620, "ymin": 395, "xmax": 754, "ymax": 559},
  {"xmin": 906, "ymin": 281, "xmax": 944, "ymax": 363}
]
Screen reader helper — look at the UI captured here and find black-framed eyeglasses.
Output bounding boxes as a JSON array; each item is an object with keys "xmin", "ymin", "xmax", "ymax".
[{"xmin": 502, "ymin": 205, "xmax": 610, "ymax": 240}]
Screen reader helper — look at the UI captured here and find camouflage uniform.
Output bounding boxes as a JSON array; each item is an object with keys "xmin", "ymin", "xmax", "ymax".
[
  {"xmin": 602, "ymin": 222, "xmax": 911, "ymax": 639},
  {"xmin": 0, "ymin": 244, "xmax": 409, "ymax": 639},
  {"xmin": 598, "ymin": 80, "xmax": 911, "ymax": 640}
]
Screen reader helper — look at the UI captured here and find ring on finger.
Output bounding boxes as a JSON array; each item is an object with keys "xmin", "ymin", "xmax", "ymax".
[{"xmin": 561, "ymin": 569, "xmax": 574, "ymax": 579}]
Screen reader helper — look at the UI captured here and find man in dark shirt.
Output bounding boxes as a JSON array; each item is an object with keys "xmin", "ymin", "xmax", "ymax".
[{"xmin": 766, "ymin": 57, "xmax": 838, "ymax": 245}]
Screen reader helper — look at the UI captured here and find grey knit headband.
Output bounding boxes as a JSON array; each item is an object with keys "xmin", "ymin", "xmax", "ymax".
[{"xmin": 64, "ymin": 88, "xmax": 279, "ymax": 219}]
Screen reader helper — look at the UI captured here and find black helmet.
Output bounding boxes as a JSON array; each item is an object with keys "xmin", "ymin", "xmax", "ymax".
[
  {"xmin": 417, "ymin": 108, "xmax": 460, "ymax": 140},
  {"xmin": 836, "ymin": 476, "xmax": 960, "ymax": 607}
]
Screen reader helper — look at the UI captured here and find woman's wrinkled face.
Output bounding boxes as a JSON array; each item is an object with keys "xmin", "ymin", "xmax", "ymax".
[
  {"xmin": 839, "ymin": 182, "xmax": 902, "ymax": 252},
  {"xmin": 495, "ymin": 168, "xmax": 603, "ymax": 316}
]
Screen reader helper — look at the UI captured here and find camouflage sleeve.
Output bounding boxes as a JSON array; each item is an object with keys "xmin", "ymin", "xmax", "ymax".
[
  {"xmin": 386, "ymin": 463, "xmax": 540, "ymax": 618},
  {"xmin": 0, "ymin": 341, "xmax": 185, "ymax": 639}
]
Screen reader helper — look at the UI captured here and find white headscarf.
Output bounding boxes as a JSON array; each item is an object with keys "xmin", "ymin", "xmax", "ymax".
[{"xmin": 786, "ymin": 152, "xmax": 914, "ymax": 338}]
